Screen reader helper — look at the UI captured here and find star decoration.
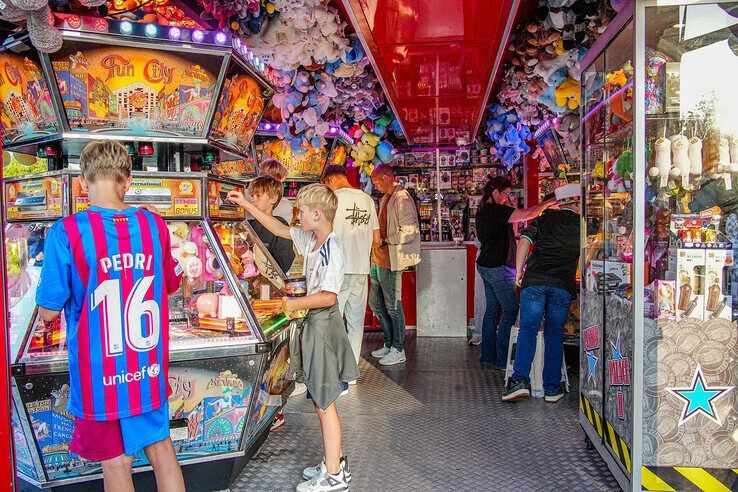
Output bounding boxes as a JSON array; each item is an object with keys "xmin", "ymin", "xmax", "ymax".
[
  {"xmin": 587, "ymin": 350, "xmax": 598, "ymax": 383},
  {"xmin": 610, "ymin": 334, "xmax": 624, "ymax": 360},
  {"xmin": 667, "ymin": 365, "xmax": 734, "ymax": 426}
]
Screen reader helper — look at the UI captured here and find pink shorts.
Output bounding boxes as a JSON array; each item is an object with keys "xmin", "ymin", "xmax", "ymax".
[{"xmin": 69, "ymin": 405, "xmax": 170, "ymax": 461}]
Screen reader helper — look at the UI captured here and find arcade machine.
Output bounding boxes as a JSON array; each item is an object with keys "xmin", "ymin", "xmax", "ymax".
[
  {"xmin": 5, "ymin": 171, "xmax": 299, "ymax": 490},
  {"xmin": 0, "ymin": 15, "xmax": 298, "ymax": 490}
]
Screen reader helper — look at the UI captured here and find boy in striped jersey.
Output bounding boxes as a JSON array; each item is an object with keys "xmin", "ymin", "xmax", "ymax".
[{"xmin": 36, "ymin": 141, "xmax": 184, "ymax": 492}]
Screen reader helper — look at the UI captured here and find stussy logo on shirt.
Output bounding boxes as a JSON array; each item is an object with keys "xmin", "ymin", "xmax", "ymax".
[{"xmin": 345, "ymin": 203, "xmax": 370, "ymax": 227}]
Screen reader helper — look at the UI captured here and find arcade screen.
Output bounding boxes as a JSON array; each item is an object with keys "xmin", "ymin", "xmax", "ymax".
[
  {"xmin": 254, "ymin": 135, "xmax": 331, "ymax": 180},
  {"xmin": 0, "ymin": 44, "xmax": 60, "ymax": 145},
  {"xmin": 49, "ymin": 41, "xmax": 223, "ymax": 137},
  {"xmin": 208, "ymin": 59, "xmax": 269, "ymax": 157}
]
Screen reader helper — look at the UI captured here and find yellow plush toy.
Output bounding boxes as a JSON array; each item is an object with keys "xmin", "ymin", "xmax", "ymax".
[{"xmin": 554, "ymin": 78, "xmax": 581, "ymax": 110}]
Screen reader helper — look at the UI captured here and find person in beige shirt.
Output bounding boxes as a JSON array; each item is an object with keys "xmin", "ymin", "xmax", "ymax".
[{"xmin": 368, "ymin": 164, "xmax": 421, "ymax": 366}]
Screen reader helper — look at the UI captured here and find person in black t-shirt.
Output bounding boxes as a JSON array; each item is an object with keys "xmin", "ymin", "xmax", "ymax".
[
  {"xmin": 502, "ymin": 183, "xmax": 581, "ymax": 403},
  {"xmin": 475, "ymin": 176, "xmax": 556, "ymax": 368},
  {"xmin": 247, "ymin": 175, "xmax": 295, "ymax": 273}
]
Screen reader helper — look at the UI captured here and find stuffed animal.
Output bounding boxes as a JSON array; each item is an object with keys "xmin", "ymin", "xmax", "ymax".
[
  {"xmin": 241, "ymin": 249, "xmax": 259, "ymax": 278},
  {"xmin": 688, "ymin": 136, "xmax": 703, "ymax": 180},
  {"xmin": 196, "ymin": 293, "xmax": 220, "ymax": 318},
  {"xmin": 670, "ymin": 135, "xmax": 690, "ymax": 187},
  {"xmin": 702, "ymin": 129, "xmax": 721, "ymax": 176},
  {"xmin": 554, "ymin": 78, "xmax": 580, "ymax": 109},
  {"xmin": 649, "ymin": 136, "xmax": 672, "ymax": 188},
  {"xmin": 538, "ymin": 87, "xmax": 566, "ymax": 113}
]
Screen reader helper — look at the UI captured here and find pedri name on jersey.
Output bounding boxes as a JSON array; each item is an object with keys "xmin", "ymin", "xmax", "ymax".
[{"xmin": 99, "ymin": 253, "xmax": 154, "ymax": 274}]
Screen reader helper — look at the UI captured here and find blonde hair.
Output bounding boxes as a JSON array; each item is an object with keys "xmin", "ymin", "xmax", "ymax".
[
  {"xmin": 79, "ymin": 140, "xmax": 132, "ymax": 184},
  {"xmin": 249, "ymin": 175, "xmax": 283, "ymax": 205},
  {"xmin": 259, "ymin": 158, "xmax": 288, "ymax": 181},
  {"xmin": 295, "ymin": 183, "xmax": 338, "ymax": 222}
]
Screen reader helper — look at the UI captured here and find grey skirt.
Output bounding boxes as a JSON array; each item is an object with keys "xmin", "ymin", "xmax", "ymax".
[{"xmin": 300, "ymin": 303, "xmax": 359, "ymax": 410}]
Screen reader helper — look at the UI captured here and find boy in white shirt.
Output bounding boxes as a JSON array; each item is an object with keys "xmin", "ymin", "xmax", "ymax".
[
  {"xmin": 322, "ymin": 165, "xmax": 380, "ymax": 378},
  {"xmin": 228, "ymin": 184, "xmax": 358, "ymax": 492}
]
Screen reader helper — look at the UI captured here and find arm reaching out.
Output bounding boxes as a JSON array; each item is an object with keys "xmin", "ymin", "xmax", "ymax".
[
  {"xmin": 515, "ymin": 236, "xmax": 532, "ymax": 287},
  {"xmin": 38, "ymin": 307, "xmax": 61, "ymax": 322},
  {"xmin": 509, "ymin": 198, "xmax": 557, "ymax": 223},
  {"xmin": 227, "ymin": 190, "xmax": 291, "ymax": 239}
]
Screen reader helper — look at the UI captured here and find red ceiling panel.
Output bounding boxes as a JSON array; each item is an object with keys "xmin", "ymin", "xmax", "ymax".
[{"xmin": 342, "ymin": 0, "xmax": 520, "ymax": 145}]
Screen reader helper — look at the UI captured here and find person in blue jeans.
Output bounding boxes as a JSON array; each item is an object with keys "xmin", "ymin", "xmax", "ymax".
[
  {"xmin": 503, "ymin": 183, "xmax": 581, "ymax": 403},
  {"xmin": 476, "ymin": 177, "xmax": 555, "ymax": 369}
]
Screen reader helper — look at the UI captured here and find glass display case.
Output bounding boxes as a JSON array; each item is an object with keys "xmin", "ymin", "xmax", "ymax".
[
  {"xmin": 4, "ymin": 171, "xmax": 297, "ymax": 488},
  {"xmin": 580, "ymin": 2, "xmax": 738, "ymax": 490}
]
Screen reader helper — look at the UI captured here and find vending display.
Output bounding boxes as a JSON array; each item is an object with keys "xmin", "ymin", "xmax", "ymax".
[
  {"xmin": 254, "ymin": 135, "xmax": 332, "ymax": 181},
  {"xmin": 4, "ymin": 171, "xmax": 296, "ymax": 489},
  {"xmin": 580, "ymin": 4, "xmax": 738, "ymax": 489}
]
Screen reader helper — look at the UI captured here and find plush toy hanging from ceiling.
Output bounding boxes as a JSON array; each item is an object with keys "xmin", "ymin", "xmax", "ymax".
[
  {"xmin": 0, "ymin": 1, "xmax": 64, "ymax": 53},
  {"xmin": 485, "ymin": 104, "xmax": 531, "ymax": 169}
]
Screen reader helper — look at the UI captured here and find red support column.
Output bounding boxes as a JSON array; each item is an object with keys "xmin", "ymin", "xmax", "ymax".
[{"xmin": 0, "ymin": 132, "xmax": 16, "ymax": 490}]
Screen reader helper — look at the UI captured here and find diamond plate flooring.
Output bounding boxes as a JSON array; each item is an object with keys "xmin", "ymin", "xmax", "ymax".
[{"xmin": 233, "ymin": 332, "xmax": 619, "ymax": 492}]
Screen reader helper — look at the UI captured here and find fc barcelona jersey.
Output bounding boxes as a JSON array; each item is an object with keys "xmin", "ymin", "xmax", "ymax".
[{"xmin": 36, "ymin": 207, "xmax": 182, "ymax": 421}]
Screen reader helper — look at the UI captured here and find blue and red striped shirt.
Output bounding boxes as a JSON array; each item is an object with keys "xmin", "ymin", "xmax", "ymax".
[{"xmin": 37, "ymin": 207, "xmax": 182, "ymax": 421}]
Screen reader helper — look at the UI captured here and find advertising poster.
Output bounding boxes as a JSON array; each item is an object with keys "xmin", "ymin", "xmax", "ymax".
[
  {"xmin": 50, "ymin": 43, "xmax": 221, "ymax": 136},
  {"xmin": 207, "ymin": 179, "xmax": 245, "ymax": 220},
  {"xmin": 168, "ymin": 366, "xmax": 254, "ymax": 457},
  {"xmin": 0, "ymin": 49, "xmax": 59, "ymax": 145},
  {"xmin": 5, "ymin": 176, "xmax": 64, "ymax": 220},
  {"xmin": 71, "ymin": 175, "xmax": 203, "ymax": 217},
  {"xmin": 246, "ymin": 342, "xmax": 289, "ymax": 444},
  {"xmin": 13, "ymin": 404, "xmax": 39, "ymax": 482},
  {"xmin": 212, "ymin": 157, "xmax": 257, "ymax": 179},
  {"xmin": 208, "ymin": 62, "xmax": 268, "ymax": 156},
  {"xmin": 255, "ymin": 138, "xmax": 328, "ymax": 180}
]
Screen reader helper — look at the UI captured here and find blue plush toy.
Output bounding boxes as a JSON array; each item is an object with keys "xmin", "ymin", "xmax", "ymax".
[
  {"xmin": 342, "ymin": 34, "xmax": 366, "ymax": 65},
  {"xmin": 537, "ymin": 87, "xmax": 566, "ymax": 114},
  {"xmin": 546, "ymin": 67, "xmax": 568, "ymax": 88},
  {"xmin": 376, "ymin": 140, "xmax": 395, "ymax": 163}
]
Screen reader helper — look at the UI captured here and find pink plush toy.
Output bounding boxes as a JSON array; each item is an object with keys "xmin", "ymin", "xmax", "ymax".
[
  {"xmin": 240, "ymin": 247, "xmax": 259, "ymax": 279},
  {"xmin": 196, "ymin": 293, "xmax": 220, "ymax": 318}
]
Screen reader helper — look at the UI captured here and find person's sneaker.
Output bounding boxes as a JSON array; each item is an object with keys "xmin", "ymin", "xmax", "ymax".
[
  {"xmin": 340, "ymin": 388, "xmax": 349, "ymax": 396},
  {"xmin": 347, "ymin": 379, "xmax": 357, "ymax": 385},
  {"xmin": 469, "ymin": 334, "xmax": 482, "ymax": 346},
  {"xmin": 302, "ymin": 456, "xmax": 352, "ymax": 482},
  {"xmin": 270, "ymin": 412, "xmax": 285, "ymax": 431},
  {"xmin": 379, "ymin": 348, "xmax": 406, "ymax": 366},
  {"xmin": 371, "ymin": 346, "xmax": 391, "ymax": 358},
  {"xmin": 296, "ymin": 470, "xmax": 348, "ymax": 492},
  {"xmin": 545, "ymin": 385, "xmax": 566, "ymax": 403},
  {"xmin": 290, "ymin": 383, "xmax": 307, "ymax": 398},
  {"xmin": 502, "ymin": 379, "xmax": 531, "ymax": 402}
]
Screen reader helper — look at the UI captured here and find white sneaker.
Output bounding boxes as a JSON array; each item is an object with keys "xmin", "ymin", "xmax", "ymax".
[
  {"xmin": 371, "ymin": 346, "xmax": 391, "ymax": 358},
  {"xmin": 302, "ymin": 456, "xmax": 352, "ymax": 482},
  {"xmin": 340, "ymin": 388, "xmax": 349, "ymax": 396},
  {"xmin": 290, "ymin": 383, "xmax": 307, "ymax": 398},
  {"xmin": 379, "ymin": 348, "xmax": 406, "ymax": 366},
  {"xmin": 296, "ymin": 470, "xmax": 349, "ymax": 491},
  {"xmin": 469, "ymin": 334, "xmax": 482, "ymax": 346},
  {"xmin": 347, "ymin": 380, "xmax": 357, "ymax": 385}
]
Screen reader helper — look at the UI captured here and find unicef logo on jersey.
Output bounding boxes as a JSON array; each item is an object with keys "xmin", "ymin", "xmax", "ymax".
[
  {"xmin": 103, "ymin": 364, "xmax": 162, "ymax": 387},
  {"xmin": 147, "ymin": 363, "xmax": 160, "ymax": 378}
]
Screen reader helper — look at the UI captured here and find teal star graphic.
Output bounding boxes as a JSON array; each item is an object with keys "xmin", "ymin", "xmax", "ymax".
[{"xmin": 667, "ymin": 365, "xmax": 733, "ymax": 426}]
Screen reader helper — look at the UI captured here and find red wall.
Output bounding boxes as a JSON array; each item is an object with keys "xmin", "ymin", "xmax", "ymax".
[{"xmin": 364, "ymin": 270, "xmax": 416, "ymax": 330}]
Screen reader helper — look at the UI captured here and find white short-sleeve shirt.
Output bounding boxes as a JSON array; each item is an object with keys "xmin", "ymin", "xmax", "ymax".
[
  {"xmin": 332, "ymin": 188, "xmax": 379, "ymax": 275},
  {"xmin": 290, "ymin": 228, "xmax": 345, "ymax": 296}
]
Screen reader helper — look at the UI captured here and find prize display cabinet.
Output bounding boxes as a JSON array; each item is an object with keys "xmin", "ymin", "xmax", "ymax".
[
  {"xmin": 580, "ymin": 2, "xmax": 738, "ymax": 490},
  {"xmin": 5, "ymin": 171, "xmax": 296, "ymax": 490}
]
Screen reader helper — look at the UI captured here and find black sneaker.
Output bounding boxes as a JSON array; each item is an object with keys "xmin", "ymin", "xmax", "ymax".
[
  {"xmin": 502, "ymin": 379, "xmax": 531, "ymax": 402},
  {"xmin": 545, "ymin": 385, "xmax": 566, "ymax": 403}
]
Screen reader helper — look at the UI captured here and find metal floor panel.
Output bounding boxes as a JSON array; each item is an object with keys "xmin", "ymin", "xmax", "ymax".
[{"xmin": 233, "ymin": 332, "xmax": 619, "ymax": 492}]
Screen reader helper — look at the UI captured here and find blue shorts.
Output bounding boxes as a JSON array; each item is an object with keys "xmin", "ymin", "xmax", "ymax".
[{"xmin": 70, "ymin": 405, "xmax": 170, "ymax": 460}]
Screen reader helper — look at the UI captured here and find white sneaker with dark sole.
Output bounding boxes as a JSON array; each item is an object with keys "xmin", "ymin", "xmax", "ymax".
[
  {"xmin": 302, "ymin": 456, "xmax": 352, "ymax": 482},
  {"xmin": 379, "ymin": 348, "xmax": 406, "ymax": 366},
  {"xmin": 469, "ymin": 334, "xmax": 482, "ymax": 346},
  {"xmin": 296, "ymin": 471, "xmax": 348, "ymax": 492},
  {"xmin": 371, "ymin": 346, "xmax": 391, "ymax": 358},
  {"xmin": 290, "ymin": 383, "xmax": 307, "ymax": 398}
]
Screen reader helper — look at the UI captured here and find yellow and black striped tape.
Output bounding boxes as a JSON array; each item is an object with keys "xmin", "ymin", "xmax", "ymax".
[
  {"xmin": 580, "ymin": 394, "xmax": 738, "ymax": 491},
  {"xmin": 641, "ymin": 466, "xmax": 738, "ymax": 491},
  {"xmin": 580, "ymin": 393, "xmax": 631, "ymax": 473}
]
